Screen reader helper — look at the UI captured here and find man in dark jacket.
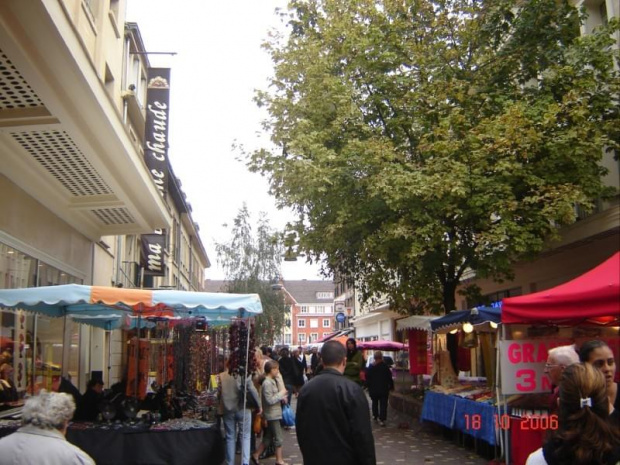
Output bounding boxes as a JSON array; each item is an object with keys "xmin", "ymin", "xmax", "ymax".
[
  {"xmin": 75, "ymin": 378, "xmax": 104, "ymax": 421},
  {"xmin": 278, "ymin": 348, "xmax": 296, "ymax": 405},
  {"xmin": 365, "ymin": 351, "xmax": 394, "ymax": 426},
  {"xmin": 296, "ymin": 340, "xmax": 376, "ymax": 465}
]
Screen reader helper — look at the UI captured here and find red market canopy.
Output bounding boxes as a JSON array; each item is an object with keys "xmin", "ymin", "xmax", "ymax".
[{"xmin": 502, "ymin": 252, "xmax": 620, "ymax": 326}]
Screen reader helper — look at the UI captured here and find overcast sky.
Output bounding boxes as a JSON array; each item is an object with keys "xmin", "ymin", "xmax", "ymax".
[{"xmin": 126, "ymin": 1, "xmax": 327, "ymax": 281}]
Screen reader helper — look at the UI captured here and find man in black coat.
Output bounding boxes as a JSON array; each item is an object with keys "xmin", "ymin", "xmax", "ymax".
[
  {"xmin": 309, "ymin": 347, "xmax": 320, "ymax": 376},
  {"xmin": 365, "ymin": 351, "xmax": 394, "ymax": 426},
  {"xmin": 75, "ymin": 379, "xmax": 104, "ymax": 421},
  {"xmin": 278, "ymin": 348, "xmax": 295, "ymax": 405},
  {"xmin": 296, "ymin": 340, "xmax": 376, "ymax": 465}
]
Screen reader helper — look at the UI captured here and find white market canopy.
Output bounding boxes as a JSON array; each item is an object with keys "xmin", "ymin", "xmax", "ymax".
[{"xmin": 395, "ymin": 315, "xmax": 435, "ymax": 332}]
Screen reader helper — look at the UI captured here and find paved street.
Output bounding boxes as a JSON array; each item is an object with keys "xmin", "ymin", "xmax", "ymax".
[{"xmin": 243, "ymin": 396, "xmax": 489, "ymax": 465}]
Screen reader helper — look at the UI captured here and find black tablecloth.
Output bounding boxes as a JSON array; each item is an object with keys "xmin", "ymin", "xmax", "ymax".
[{"xmin": 0, "ymin": 422, "xmax": 224, "ymax": 465}]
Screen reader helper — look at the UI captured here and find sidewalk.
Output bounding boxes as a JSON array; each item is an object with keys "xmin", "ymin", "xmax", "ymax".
[{"xmin": 249, "ymin": 395, "xmax": 489, "ymax": 465}]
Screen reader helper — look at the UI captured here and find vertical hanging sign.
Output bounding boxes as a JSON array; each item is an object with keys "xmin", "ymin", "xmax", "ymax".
[
  {"xmin": 140, "ymin": 229, "xmax": 165, "ymax": 277},
  {"xmin": 144, "ymin": 67, "xmax": 170, "ymax": 197},
  {"xmin": 140, "ymin": 68, "xmax": 171, "ymax": 278}
]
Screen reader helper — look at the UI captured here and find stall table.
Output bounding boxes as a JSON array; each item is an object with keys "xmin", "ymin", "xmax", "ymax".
[
  {"xmin": 0, "ymin": 420, "xmax": 224, "ymax": 465},
  {"xmin": 421, "ymin": 391, "xmax": 497, "ymax": 446}
]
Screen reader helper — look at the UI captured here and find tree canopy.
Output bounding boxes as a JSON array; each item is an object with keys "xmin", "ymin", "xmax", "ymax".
[
  {"xmin": 215, "ymin": 204, "xmax": 287, "ymax": 345},
  {"xmin": 248, "ymin": 0, "xmax": 620, "ymax": 314}
]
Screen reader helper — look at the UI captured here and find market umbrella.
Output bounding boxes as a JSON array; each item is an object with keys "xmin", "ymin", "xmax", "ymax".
[{"xmin": 357, "ymin": 340, "xmax": 407, "ymax": 351}]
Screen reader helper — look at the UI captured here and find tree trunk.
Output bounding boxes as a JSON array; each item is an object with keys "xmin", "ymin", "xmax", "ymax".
[{"xmin": 442, "ymin": 279, "xmax": 458, "ymax": 314}]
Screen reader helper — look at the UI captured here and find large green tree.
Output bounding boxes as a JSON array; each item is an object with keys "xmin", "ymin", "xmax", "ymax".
[
  {"xmin": 216, "ymin": 204, "xmax": 287, "ymax": 345},
  {"xmin": 248, "ymin": 0, "xmax": 620, "ymax": 314}
]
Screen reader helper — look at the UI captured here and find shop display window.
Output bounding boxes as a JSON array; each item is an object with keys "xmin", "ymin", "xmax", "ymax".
[{"xmin": 0, "ymin": 242, "xmax": 81, "ymax": 403}]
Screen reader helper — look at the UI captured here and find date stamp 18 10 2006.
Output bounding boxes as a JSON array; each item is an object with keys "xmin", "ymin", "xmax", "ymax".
[{"xmin": 464, "ymin": 414, "xmax": 559, "ymax": 431}]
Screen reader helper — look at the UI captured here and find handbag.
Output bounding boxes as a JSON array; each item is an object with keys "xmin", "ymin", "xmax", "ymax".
[
  {"xmin": 253, "ymin": 412, "xmax": 263, "ymax": 434},
  {"xmin": 281, "ymin": 404, "xmax": 295, "ymax": 427},
  {"xmin": 238, "ymin": 379, "xmax": 259, "ymax": 410}
]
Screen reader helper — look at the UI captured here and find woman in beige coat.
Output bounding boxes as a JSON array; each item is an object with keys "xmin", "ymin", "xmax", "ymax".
[{"xmin": 252, "ymin": 360, "xmax": 289, "ymax": 465}]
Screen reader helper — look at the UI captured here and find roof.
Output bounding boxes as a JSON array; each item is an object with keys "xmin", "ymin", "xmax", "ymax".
[
  {"xmin": 203, "ymin": 280, "xmax": 229, "ymax": 292},
  {"xmin": 281, "ymin": 280, "xmax": 335, "ymax": 304}
]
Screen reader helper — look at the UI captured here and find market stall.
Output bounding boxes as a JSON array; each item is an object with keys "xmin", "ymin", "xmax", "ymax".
[
  {"xmin": 0, "ymin": 418, "xmax": 223, "ymax": 465},
  {"xmin": 396, "ymin": 315, "xmax": 435, "ymax": 378},
  {"xmin": 0, "ymin": 284, "xmax": 263, "ymax": 464},
  {"xmin": 420, "ymin": 307, "xmax": 501, "ymax": 456},
  {"xmin": 499, "ymin": 252, "xmax": 620, "ymax": 465}
]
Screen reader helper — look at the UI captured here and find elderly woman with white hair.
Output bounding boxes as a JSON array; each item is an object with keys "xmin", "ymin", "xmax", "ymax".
[{"xmin": 0, "ymin": 390, "xmax": 94, "ymax": 464}]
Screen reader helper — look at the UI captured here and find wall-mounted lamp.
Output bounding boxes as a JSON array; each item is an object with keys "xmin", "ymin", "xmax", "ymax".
[
  {"xmin": 462, "ymin": 322, "xmax": 474, "ymax": 333},
  {"xmin": 449, "ymin": 328, "xmax": 459, "ymax": 334},
  {"xmin": 490, "ymin": 321, "xmax": 498, "ymax": 329}
]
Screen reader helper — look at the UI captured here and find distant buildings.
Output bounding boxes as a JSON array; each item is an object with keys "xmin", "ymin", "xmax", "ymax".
[
  {"xmin": 204, "ymin": 279, "xmax": 336, "ymax": 347},
  {"xmin": 278, "ymin": 280, "xmax": 336, "ymax": 345}
]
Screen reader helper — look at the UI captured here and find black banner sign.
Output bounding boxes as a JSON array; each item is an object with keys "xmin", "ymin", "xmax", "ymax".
[
  {"xmin": 140, "ymin": 68, "xmax": 171, "ymax": 280},
  {"xmin": 144, "ymin": 67, "xmax": 171, "ymax": 197},
  {"xmin": 140, "ymin": 229, "xmax": 166, "ymax": 276}
]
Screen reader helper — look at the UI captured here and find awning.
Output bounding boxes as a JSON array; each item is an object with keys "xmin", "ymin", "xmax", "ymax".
[
  {"xmin": 395, "ymin": 315, "xmax": 435, "ymax": 332},
  {"xmin": 315, "ymin": 328, "xmax": 354, "ymax": 343},
  {"xmin": 502, "ymin": 252, "xmax": 619, "ymax": 325},
  {"xmin": 430, "ymin": 306, "xmax": 501, "ymax": 333},
  {"xmin": 0, "ymin": 284, "xmax": 263, "ymax": 329}
]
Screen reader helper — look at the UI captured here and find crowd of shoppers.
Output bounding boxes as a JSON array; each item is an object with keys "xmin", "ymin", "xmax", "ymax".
[{"xmin": 218, "ymin": 336, "xmax": 617, "ymax": 465}]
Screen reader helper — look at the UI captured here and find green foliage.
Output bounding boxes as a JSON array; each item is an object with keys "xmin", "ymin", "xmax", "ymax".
[
  {"xmin": 249, "ymin": 0, "xmax": 620, "ymax": 314},
  {"xmin": 215, "ymin": 204, "xmax": 287, "ymax": 345}
]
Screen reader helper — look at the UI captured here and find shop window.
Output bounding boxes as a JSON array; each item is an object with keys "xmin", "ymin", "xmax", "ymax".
[
  {"xmin": 0, "ymin": 241, "xmax": 82, "ymax": 399},
  {"xmin": 0, "ymin": 245, "xmax": 36, "ymax": 289}
]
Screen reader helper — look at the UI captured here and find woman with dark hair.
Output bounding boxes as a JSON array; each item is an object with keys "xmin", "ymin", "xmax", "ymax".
[
  {"xmin": 579, "ymin": 340, "xmax": 619, "ymax": 425},
  {"xmin": 344, "ymin": 338, "xmax": 365, "ymax": 386},
  {"xmin": 526, "ymin": 363, "xmax": 620, "ymax": 464}
]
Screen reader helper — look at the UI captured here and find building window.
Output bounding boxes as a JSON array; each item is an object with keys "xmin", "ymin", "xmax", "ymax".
[
  {"xmin": 316, "ymin": 291, "xmax": 334, "ymax": 299},
  {"xmin": 284, "ymin": 334, "xmax": 292, "ymax": 344},
  {"xmin": 599, "ymin": 1, "xmax": 608, "ymax": 26},
  {"xmin": 298, "ymin": 333, "xmax": 306, "ymax": 343},
  {"xmin": 468, "ymin": 287, "xmax": 522, "ymax": 309},
  {"xmin": 310, "ymin": 319, "xmax": 318, "ymax": 328},
  {"xmin": 310, "ymin": 333, "xmax": 318, "ymax": 342},
  {"xmin": 298, "ymin": 319, "xmax": 306, "ymax": 328},
  {"xmin": 322, "ymin": 319, "xmax": 331, "ymax": 328},
  {"xmin": 300, "ymin": 306, "xmax": 308, "ymax": 313}
]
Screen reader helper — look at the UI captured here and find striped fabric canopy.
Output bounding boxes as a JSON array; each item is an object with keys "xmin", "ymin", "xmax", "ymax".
[{"xmin": 0, "ymin": 284, "xmax": 263, "ymax": 329}]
